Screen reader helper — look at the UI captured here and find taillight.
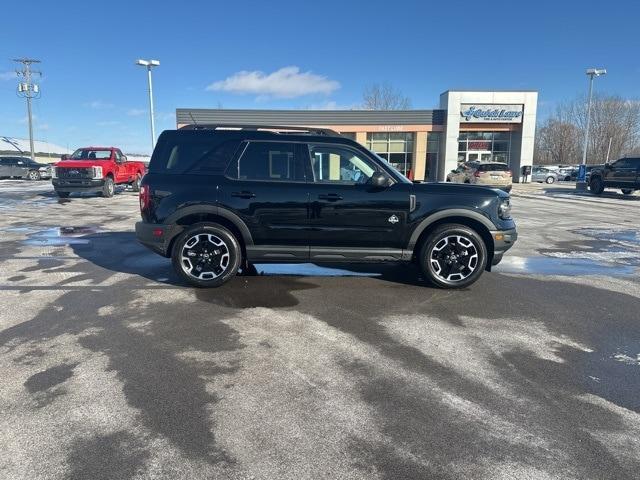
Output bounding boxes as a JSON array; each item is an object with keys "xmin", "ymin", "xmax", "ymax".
[{"xmin": 139, "ymin": 185, "xmax": 150, "ymax": 212}]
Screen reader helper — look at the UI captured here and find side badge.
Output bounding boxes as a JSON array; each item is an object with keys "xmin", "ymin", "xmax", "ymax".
[{"xmin": 388, "ymin": 214, "xmax": 399, "ymax": 224}]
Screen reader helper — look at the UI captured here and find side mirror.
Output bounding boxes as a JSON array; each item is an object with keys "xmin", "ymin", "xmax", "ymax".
[
  {"xmin": 369, "ymin": 172, "xmax": 389, "ymax": 188},
  {"xmin": 61, "ymin": 154, "xmax": 69, "ymax": 160},
  {"xmin": 604, "ymin": 162, "xmax": 612, "ymax": 169},
  {"xmin": 121, "ymin": 155, "xmax": 128, "ymax": 162}
]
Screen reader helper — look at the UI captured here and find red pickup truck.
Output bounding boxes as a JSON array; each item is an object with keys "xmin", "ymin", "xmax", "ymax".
[{"xmin": 52, "ymin": 147, "xmax": 146, "ymax": 198}]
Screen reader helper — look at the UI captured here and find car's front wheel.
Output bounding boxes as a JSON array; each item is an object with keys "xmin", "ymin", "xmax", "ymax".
[
  {"xmin": 100, "ymin": 176, "xmax": 115, "ymax": 197},
  {"xmin": 27, "ymin": 170, "xmax": 41, "ymax": 181},
  {"xmin": 171, "ymin": 223, "xmax": 241, "ymax": 288},
  {"xmin": 418, "ymin": 224, "xmax": 488, "ymax": 289},
  {"xmin": 589, "ymin": 176, "xmax": 605, "ymax": 194}
]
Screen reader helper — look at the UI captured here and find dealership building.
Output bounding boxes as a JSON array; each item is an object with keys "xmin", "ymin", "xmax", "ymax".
[{"xmin": 176, "ymin": 90, "xmax": 538, "ymax": 182}]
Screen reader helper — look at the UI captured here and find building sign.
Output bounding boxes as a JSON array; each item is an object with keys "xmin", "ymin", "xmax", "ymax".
[
  {"xmin": 460, "ymin": 104, "xmax": 523, "ymax": 123},
  {"xmin": 468, "ymin": 141, "xmax": 491, "ymax": 150}
]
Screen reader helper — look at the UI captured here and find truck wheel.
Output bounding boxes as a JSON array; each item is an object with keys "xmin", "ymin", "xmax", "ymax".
[
  {"xmin": 589, "ymin": 177, "xmax": 605, "ymax": 194},
  {"xmin": 418, "ymin": 224, "xmax": 487, "ymax": 289},
  {"xmin": 56, "ymin": 191, "xmax": 70, "ymax": 198},
  {"xmin": 171, "ymin": 223, "xmax": 241, "ymax": 288},
  {"xmin": 27, "ymin": 170, "xmax": 41, "ymax": 181},
  {"xmin": 621, "ymin": 189, "xmax": 634, "ymax": 195},
  {"xmin": 131, "ymin": 174, "xmax": 141, "ymax": 192},
  {"xmin": 100, "ymin": 176, "xmax": 115, "ymax": 198}
]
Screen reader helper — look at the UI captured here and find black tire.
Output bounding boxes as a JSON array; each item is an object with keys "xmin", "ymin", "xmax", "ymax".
[
  {"xmin": 545, "ymin": 176, "xmax": 555, "ymax": 184},
  {"xmin": 171, "ymin": 223, "xmax": 241, "ymax": 288},
  {"xmin": 100, "ymin": 176, "xmax": 115, "ymax": 198},
  {"xmin": 418, "ymin": 224, "xmax": 488, "ymax": 289},
  {"xmin": 621, "ymin": 189, "xmax": 634, "ymax": 195},
  {"xmin": 56, "ymin": 191, "xmax": 70, "ymax": 198},
  {"xmin": 27, "ymin": 170, "xmax": 41, "ymax": 181},
  {"xmin": 589, "ymin": 176, "xmax": 605, "ymax": 194},
  {"xmin": 131, "ymin": 173, "xmax": 141, "ymax": 192}
]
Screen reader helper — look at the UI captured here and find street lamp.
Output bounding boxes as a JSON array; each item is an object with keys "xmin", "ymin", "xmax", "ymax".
[
  {"xmin": 576, "ymin": 67, "xmax": 606, "ymax": 191},
  {"xmin": 136, "ymin": 59, "xmax": 160, "ymax": 152}
]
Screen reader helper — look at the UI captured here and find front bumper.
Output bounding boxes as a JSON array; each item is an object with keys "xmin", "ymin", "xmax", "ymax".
[
  {"xmin": 489, "ymin": 228, "xmax": 518, "ymax": 266},
  {"xmin": 135, "ymin": 221, "xmax": 184, "ymax": 257},
  {"xmin": 52, "ymin": 178, "xmax": 104, "ymax": 192}
]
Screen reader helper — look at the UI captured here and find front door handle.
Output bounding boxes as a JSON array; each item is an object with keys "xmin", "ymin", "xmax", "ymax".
[
  {"xmin": 318, "ymin": 193, "xmax": 343, "ymax": 201},
  {"xmin": 231, "ymin": 191, "xmax": 256, "ymax": 199}
]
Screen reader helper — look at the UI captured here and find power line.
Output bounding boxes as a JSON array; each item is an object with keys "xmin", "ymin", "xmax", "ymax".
[{"xmin": 14, "ymin": 58, "xmax": 42, "ymax": 162}]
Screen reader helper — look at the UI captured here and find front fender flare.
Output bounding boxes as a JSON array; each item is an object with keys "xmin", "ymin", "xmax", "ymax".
[{"xmin": 407, "ymin": 208, "xmax": 496, "ymax": 250}]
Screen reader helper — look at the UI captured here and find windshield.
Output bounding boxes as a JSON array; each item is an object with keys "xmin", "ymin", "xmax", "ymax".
[
  {"xmin": 372, "ymin": 152, "xmax": 412, "ymax": 184},
  {"xmin": 69, "ymin": 149, "xmax": 112, "ymax": 160}
]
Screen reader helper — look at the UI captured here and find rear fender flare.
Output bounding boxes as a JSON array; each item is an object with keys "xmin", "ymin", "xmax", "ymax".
[{"xmin": 165, "ymin": 205, "xmax": 254, "ymax": 246}]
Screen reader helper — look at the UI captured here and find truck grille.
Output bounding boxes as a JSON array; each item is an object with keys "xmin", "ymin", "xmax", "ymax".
[{"xmin": 57, "ymin": 167, "xmax": 92, "ymax": 179}]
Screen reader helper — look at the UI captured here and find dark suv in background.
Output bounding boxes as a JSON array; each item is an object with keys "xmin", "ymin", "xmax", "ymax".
[
  {"xmin": 589, "ymin": 157, "xmax": 640, "ymax": 195},
  {"xmin": 135, "ymin": 125, "xmax": 517, "ymax": 289},
  {"xmin": 0, "ymin": 156, "xmax": 51, "ymax": 180}
]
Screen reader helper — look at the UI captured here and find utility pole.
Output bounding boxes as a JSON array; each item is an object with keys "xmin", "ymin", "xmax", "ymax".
[
  {"xmin": 14, "ymin": 58, "xmax": 42, "ymax": 162},
  {"xmin": 576, "ymin": 67, "xmax": 606, "ymax": 191}
]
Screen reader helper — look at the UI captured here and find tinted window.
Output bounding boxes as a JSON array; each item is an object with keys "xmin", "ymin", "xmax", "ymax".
[
  {"xmin": 149, "ymin": 132, "xmax": 238, "ymax": 175},
  {"xmin": 477, "ymin": 163, "xmax": 509, "ymax": 172},
  {"xmin": 309, "ymin": 144, "xmax": 377, "ymax": 184},
  {"xmin": 235, "ymin": 142, "xmax": 303, "ymax": 181},
  {"xmin": 70, "ymin": 149, "xmax": 112, "ymax": 160}
]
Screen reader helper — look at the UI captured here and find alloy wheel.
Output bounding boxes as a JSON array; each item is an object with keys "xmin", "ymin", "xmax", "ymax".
[
  {"xmin": 180, "ymin": 233, "xmax": 230, "ymax": 280},
  {"xmin": 429, "ymin": 235, "xmax": 479, "ymax": 283}
]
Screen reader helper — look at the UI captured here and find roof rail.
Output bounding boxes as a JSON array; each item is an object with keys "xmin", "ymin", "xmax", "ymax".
[{"xmin": 178, "ymin": 124, "xmax": 341, "ymax": 137}]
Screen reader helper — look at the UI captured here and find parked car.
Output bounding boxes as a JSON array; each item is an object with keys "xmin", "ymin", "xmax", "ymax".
[
  {"xmin": 0, "ymin": 156, "xmax": 52, "ymax": 180},
  {"xmin": 51, "ymin": 147, "xmax": 146, "ymax": 198},
  {"xmin": 589, "ymin": 157, "xmax": 640, "ymax": 195},
  {"xmin": 135, "ymin": 125, "xmax": 517, "ymax": 289},
  {"xmin": 556, "ymin": 167, "xmax": 574, "ymax": 181},
  {"xmin": 447, "ymin": 161, "xmax": 512, "ymax": 192},
  {"xmin": 531, "ymin": 166, "xmax": 558, "ymax": 184}
]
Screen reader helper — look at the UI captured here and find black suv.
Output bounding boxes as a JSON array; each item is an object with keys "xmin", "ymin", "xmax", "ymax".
[
  {"xmin": 589, "ymin": 157, "xmax": 640, "ymax": 195},
  {"xmin": 135, "ymin": 125, "xmax": 517, "ymax": 289}
]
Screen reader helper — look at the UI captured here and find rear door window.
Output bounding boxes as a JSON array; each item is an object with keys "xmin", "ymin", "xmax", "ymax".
[
  {"xmin": 478, "ymin": 163, "xmax": 509, "ymax": 172},
  {"xmin": 232, "ymin": 141, "xmax": 305, "ymax": 182}
]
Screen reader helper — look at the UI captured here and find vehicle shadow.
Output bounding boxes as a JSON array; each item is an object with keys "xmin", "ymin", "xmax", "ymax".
[{"xmin": 70, "ymin": 232, "xmax": 427, "ymax": 289}]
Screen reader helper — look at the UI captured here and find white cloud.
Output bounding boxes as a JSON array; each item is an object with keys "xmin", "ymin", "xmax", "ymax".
[
  {"xmin": 206, "ymin": 66, "xmax": 340, "ymax": 98},
  {"xmin": 83, "ymin": 100, "xmax": 114, "ymax": 109},
  {"xmin": 0, "ymin": 71, "xmax": 17, "ymax": 81},
  {"xmin": 127, "ymin": 108, "xmax": 146, "ymax": 116}
]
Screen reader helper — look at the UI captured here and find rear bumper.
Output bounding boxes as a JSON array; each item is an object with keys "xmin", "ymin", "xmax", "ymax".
[
  {"xmin": 135, "ymin": 221, "xmax": 183, "ymax": 257},
  {"xmin": 490, "ymin": 228, "xmax": 518, "ymax": 266},
  {"xmin": 52, "ymin": 178, "xmax": 104, "ymax": 192}
]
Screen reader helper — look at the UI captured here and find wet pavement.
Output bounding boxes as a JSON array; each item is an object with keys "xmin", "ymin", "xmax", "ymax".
[{"xmin": 0, "ymin": 179, "xmax": 639, "ymax": 480}]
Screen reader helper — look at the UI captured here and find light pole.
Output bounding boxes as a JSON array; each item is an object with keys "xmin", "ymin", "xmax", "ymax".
[
  {"xmin": 14, "ymin": 58, "xmax": 42, "ymax": 162},
  {"xmin": 576, "ymin": 67, "xmax": 606, "ymax": 191},
  {"xmin": 136, "ymin": 59, "xmax": 160, "ymax": 152}
]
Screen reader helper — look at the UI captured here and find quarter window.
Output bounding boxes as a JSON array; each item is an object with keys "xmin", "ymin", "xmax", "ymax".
[
  {"xmin": 309, "ymin": 144, "xmax": 377, "ymax": 184},
  {"xmin": 237, "ymin": 142, "xmax": 304, "ymax": 181}
]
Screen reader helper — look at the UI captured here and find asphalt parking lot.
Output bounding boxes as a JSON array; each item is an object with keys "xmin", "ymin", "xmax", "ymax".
[{"xmin": 0, "ymin": 180, "xmax": 639, "ymax": 480}]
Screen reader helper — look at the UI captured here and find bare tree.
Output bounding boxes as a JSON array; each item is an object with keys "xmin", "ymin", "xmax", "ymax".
[
  {"xmin": 534, "ymin": 118, "xmax": 582, "ymax": 165},
  {"xmin": 362, "ymin": 83, "xmax": 412, "ymax": 110},
  {"xmin": 564, "ymin": 94, "xmax": 640, "ymax": 163}
]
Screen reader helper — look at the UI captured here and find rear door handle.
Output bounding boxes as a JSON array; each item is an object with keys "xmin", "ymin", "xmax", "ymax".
[
  {"xmin": 231, "ymin": 191, "xmax": 256, "ymax": 199},
  {"xmin": 318, "ymin": 193, "xmax": 343, "ymax": 201}
]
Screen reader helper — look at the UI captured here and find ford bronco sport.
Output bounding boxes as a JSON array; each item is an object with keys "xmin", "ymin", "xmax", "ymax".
[{"xmin": 135, "ymin": 125, "xmax": 517, "ymax": 289}]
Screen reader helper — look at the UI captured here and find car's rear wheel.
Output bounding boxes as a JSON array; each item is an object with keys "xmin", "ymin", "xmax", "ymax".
[
  {"xmin": 100, "ymin": 176, "xmax": 115, "ymax": 198},
  {"xmin": 131, "ymin": 174, "xmax": 141, "ymax": 192},
  {"xmin": 621, "ymin": 189, "xmax": 634, "ymax": 195},
  {"xmin": 545, "ymin": 176, "xmax": 555, "ymax": 184},
  {"xmin": 418, "ymin": 224, "xmax": 487, "ymax": 289},
  {"xmin": 171, "ymin": 223, "xmax": 241, "ymax": 288},
  {"xmin": 589, "ymin": 176, "xmax": 605, "ymax": 194},
  {"xmin": 27, "ymin": 170, "xmax": 41, "ymax": 181}
]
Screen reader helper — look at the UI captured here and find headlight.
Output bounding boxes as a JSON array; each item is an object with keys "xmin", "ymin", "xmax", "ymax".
[
  {"xmin": 39, "ymin": 167, "xmax": 48, "ymax": 172},
  {"xmin": 51, "ymin": 167, "xmax": 57, "ymax": 179},
  {"xmin": 498, "ymin": 198, "xmax": 512, "ymax": 219},
  {"xmin": 91, "ymin": 166, "xmax": 104, "ymax": 179}
]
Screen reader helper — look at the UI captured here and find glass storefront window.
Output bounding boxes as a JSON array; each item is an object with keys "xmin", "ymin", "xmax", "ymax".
[
  {"xmin": 457, "ymin": 131, "xmax": 511, "ymax": 166},
  {"xmin": 366, "ymin": 132, "xmax": 414, "ymax": 175}
]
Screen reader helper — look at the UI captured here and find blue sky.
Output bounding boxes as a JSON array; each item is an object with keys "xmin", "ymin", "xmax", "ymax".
[{"xmin": 1, "ymin": 0, "xmax": 638, "ymax": 154}]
